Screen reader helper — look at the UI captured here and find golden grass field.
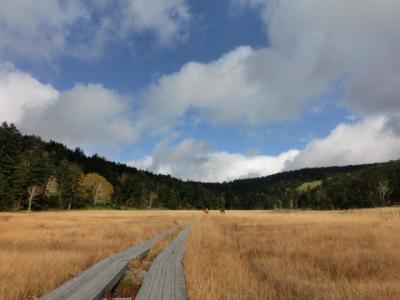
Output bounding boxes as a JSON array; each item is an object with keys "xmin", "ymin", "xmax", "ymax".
[
  {"xmin": 1, "ymin": 208, "xmax": 400, "ymax": 300},
  {"xmin": 0, "ymin": 210, "xmax": 196, "ymax": 300},
  {"xmin": 185, "ymin": 208, "xmax": 400, "ymax": 300}
]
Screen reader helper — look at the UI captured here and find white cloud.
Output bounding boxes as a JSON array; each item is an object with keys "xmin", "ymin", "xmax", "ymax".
[
  {"xmin": 287, "ymin": 116, "xmax": 400, "ymax": 170},
  {"xmin": 132, "ymin": 116, "xmax": 400, "ymax": 182},
  {"xmin": 0, "ymin": 0, "xmax": 84, "ymax": 61},
  {"xmin": 0, "ymin": 64, "xmax": 138, "ymax": 147},
  {"xmin": 3, "ymin": 0, "xmax": 400, "ymax": 181},
  {"xmin": 134, "ymin": 0, "xmax": 400, "ymax": 134},
  {"xmin": 137, "ymin": 44, "xmax": 335, "ymax": 133},
  {"xmin": 0, "ymin": 64, "xmax": 59, "ymax": 122},
  {"xmin": 130, "ymin": 139, "xmax": 300, "ymax": 182},
  {"xmin": 21, "ymin": 84, "xmax": 139, "ymax": 147},
  {"xmin": 123, "ymin": 0, "xmax": 191, "ymax": 45},
  {"xmin": 234, "ymin": 0, "xmax": 400, "ymax": 116},
  {"xmin": 131, "ymin": 0, "xmax": 400, "ymax": 180},
  {"xmin": 0, "ymin": 0, "xmax": 191, "ymax": 61},
  {"xmin": 384, "ymin": 116, "xmax": 400, "ymax": 136}
]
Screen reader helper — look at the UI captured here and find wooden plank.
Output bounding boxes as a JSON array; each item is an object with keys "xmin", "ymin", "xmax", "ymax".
[
  {"xmin": 40, "ymin": 226, "xmax": 178, "ymax": 300},
  {"xmin": 136, "ymin": 228, "xmax": 189, "ymax": 300}
]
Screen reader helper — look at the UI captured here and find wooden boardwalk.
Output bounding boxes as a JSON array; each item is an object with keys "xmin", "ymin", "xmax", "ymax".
[
  {"xmin": 136, "ymin": 228, "xmax": 189, "ymax": 300},
  {"xmin": 40, "ymin": 226, "xmax": 177, "ymax": 300}
]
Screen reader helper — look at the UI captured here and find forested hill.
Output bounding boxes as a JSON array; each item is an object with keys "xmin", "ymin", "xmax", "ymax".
[
  {"xmin": 1, "ymin": 122, "xmax": 400, "ymax": 211},
  {"xmin": 206, "ymin": 162, "xmax": 400, "ymax": 209}
]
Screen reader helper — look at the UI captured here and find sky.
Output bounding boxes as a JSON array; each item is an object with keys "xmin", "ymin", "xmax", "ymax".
[{"xmin": 1, "ymin": 0, "xmax": 400, "ymax": 182}]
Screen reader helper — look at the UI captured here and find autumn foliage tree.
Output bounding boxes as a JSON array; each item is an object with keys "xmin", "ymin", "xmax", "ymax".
[{"xmin": 81, "ymin": 173, "xmax": 114, "ymax": 206}]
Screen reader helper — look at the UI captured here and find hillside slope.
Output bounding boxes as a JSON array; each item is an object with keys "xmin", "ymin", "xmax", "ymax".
[{"xmin": 1, "ymin": 122, "xmax": 399, "ymax": 211}]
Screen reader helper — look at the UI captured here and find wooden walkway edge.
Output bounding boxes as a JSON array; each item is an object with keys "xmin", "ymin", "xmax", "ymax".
[
  {"xmin": 40, "ymin": 226, "xmax": 178, "ymax": 300},
  {"xmin": 136, "ymin": 227, "xmax": 190, "ymax": 300}
]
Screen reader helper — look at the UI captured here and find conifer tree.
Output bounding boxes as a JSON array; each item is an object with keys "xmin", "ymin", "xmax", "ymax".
[
  {"xmin": 13, "ymin": 146, "xmax": 50, "ymax": 212},
  {"xmin": 58, "ymin": 160, "xmax": 83, "ymax": 209}
]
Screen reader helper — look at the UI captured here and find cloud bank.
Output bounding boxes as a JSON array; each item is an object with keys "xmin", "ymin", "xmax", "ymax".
[
  {"xmin": 234, "ymin": 0, "xmax": 400, "ymax": 116},
  {"xmin": 137, "ymin": 45, "xmax": 334, "ymax": 133},
  {"xmin": 0, "ymin": 0, "xmax": 191, "ymax": 61},
  {"xmin": 287, "ymin": 116, "xmax": 400, "ymax": 170},
  {"xmin": 135, "ymin": 0, "xmax": 400, "ymax": 132},
  {"xmin": 128, "ymin": 0, "xmax": 400, "ymax": 181},
  {"xmin": 0, "ymin": 64, "xmax": 138, "ymax": 147},
  {"xmin": 1, "ymin": 0, "xmax": 400, "ymax": 182},
  {"xmin": 132, "ymin": 116, "xmax": 400, "ymax": 182},
  {"xmin": 131, "ymin": 139, "xmax": 300, "ymax": 182},
  {"xmin": 0, "ymin": 64, "xmax": 59, "ymax": 122}
]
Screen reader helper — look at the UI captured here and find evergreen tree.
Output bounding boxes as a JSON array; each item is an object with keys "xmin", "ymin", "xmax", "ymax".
[
  {"xmin": 168, "ymin": 189, "xmax": 179, "ymax": 209},
  {"xmin": 0, "ymin": 172, "xmax": 8, "ymax": 209},
  {"xmin": 13, "ymin": 146, "xmax": 50, "ymax": 212},
  {"xmin": 58, "ymin": 160, "xmax": 84, "ymax": 209},
  {"xmin": 0, "ymin": 123, "xmax": 23, "ymax": 179}
]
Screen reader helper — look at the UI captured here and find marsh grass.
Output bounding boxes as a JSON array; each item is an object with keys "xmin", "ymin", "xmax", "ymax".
[
  {"xmin": 3, "ymin": 208, "xmax": 400, "ymax": 300},
  {"xmin": 184, "ymin": 208, "xmax": 400, "ymax": 300},
  {"xmin": 0, "ymin": 210, "xmax": 196, "ymax": 300}
]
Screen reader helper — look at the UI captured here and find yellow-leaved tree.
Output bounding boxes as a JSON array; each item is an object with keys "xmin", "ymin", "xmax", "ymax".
[{"xmin": 81, "ymin": 173, "xmax": 113, "ymax": 206}]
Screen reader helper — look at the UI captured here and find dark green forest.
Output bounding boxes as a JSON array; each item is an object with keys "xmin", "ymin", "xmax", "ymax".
[{"xmin": 1, "ymin": 122, "xmax": 399, "ymax": 211}]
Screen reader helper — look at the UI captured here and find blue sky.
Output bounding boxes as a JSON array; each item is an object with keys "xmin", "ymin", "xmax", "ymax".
[
  {"xmin": 1, "ymin": 0, "xmax": 400, "ymax": 182},
  {"xmin": 20, "ymin": 0, "xmax": 267, "ymax": 91}
]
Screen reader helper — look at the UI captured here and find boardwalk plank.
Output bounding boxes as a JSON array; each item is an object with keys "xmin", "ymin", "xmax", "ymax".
[
  {"xmin": 136, "ymin": 228, "xmax": 189, "ymax": 300},
  {"xmin": 40, "ymin": 226, "xmax": 177, "ymax": 300}
]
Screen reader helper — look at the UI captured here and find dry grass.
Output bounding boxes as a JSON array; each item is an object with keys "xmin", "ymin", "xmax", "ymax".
[
  {"xmin": 3, "ymin": 208, "xmax": 400, "ymax": 300},
  {"xmin": 185, "ymin": 208, "xmax": 400, "ymax": 300},
  {"xmin": 0, "ymin": 210, "xmax": 197, "ymax": 300}
]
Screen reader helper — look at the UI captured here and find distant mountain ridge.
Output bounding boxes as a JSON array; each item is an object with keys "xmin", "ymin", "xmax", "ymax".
[{"xmin": 1, "ymin": 122, "xmax": 399, "ymax": 211}]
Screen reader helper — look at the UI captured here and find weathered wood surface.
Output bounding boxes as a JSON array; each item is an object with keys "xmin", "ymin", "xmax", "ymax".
[
  {"xmin": 136, "ymin": 227, "xmax": 189, "ymax": 300},
  {"xmin": 40, "ymin": 226, "xmax": 178, "ymax": 300}
]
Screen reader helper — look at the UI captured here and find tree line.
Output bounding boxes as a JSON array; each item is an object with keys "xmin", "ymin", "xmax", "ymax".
[
  {"xmin": 1, "ymin": 122, "xmax": 399, "ymax": 211},
  {"xmin": 0, "ymin": 122, "xmax": 219, "ymax": 211},
  {"xmin": 208, "ymin": 162, "xmax": 400, "ymax": 210}
]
